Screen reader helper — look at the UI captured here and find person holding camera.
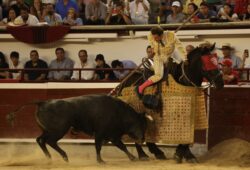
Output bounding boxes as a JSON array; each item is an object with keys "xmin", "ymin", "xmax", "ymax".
[
  {"xmin": 105, "ymin": 1, "xmax": 132, "ymax": 25},
  {"xmin": 129, "ymin": 0, "xmax": 150, "ymax": 24}
]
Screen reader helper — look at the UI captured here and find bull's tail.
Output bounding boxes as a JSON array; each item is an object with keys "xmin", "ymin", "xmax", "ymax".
[{"xmin": 6, "ymin": 101, "xmax": 45, "ymax": 126}]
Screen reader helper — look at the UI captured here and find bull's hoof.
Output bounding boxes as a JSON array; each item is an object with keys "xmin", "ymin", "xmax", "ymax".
[
  {"xmin": 63, "ymin": 156, "xmax": 69, "ymax": 162},
  {"xmin": 155, "ymin": 153, "xmax": 167, "ymax": 160},
  {"xmin": 174, "ymin": 153, "xmax": 183, "ymax": 164},
  {"xmin": 186, "ymin": 158, "xmax": 199, "ymax": 164}
]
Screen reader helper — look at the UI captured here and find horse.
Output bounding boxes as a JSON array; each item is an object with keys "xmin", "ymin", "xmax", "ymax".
[{"xmin": 117, "ymin": 44, "xmax": 224, "ymax": 163}]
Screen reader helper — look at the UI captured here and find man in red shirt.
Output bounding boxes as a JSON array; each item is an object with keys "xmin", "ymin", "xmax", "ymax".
[{"xmin": 220, "ymin": 58, "xmax": 239, "ymax": 84}]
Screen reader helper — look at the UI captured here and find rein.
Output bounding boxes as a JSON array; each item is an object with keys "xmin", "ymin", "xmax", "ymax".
[{"xmin": 178, "ymin": 62, "xmax": 220, "ymax": 97}]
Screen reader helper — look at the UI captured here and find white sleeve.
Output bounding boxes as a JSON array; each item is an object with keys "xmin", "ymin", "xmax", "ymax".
[{"xmin": 72, "ymin": 63, "xmax": 79, "ymax": 80}]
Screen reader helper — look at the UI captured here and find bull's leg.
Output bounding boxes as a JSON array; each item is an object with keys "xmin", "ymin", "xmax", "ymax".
[
  {"xmin": 146, "ymin": 142, "xmax": 167, "ymax": 160},
  {"xmin": 95, "ymin": 137, "xmax": 105, "ymax": 164},
  {"xmin": 135, "ymin": 143, "xmax": 149, "ymax": 161},
  {"xmin": 112, "ymin": 140, "xmax": 136, "ymax": 161},
  {"xmin": 46, "ymin": 138, "xmax": 68, "ymax": 162},
  {"xmin": 36, "ymin": 132, "xmax": 51, "ymax": 159}
]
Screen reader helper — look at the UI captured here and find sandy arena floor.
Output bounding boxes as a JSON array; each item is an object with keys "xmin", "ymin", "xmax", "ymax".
[{"xmin": 0, "ymin": 139, "xmax": 249, "ymax": 170}]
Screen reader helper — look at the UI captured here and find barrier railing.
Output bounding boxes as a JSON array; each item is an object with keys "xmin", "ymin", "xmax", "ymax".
[{"xmin": 0, "ymin": 68, "xmax": 249, "ymax": 82}]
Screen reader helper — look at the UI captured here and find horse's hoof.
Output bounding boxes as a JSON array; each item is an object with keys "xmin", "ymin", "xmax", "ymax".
[
  {"xmin": 129, "ymin": 154, "xmax": 136, "ymax": 161},
  {"xmin": 155, "ymin": 153, "xmax": 167, "ymax": 160},
  {"xmin": 97, "ymin": 159, "xmax": 106, "ymax": 164},
  {"xmin": 139, "ymin": 156, "xmax": 150, "ymax": 161},
  {"xmin": 186, "ymin": 158, "xmax": 199, "ymax": 164},
  {"xmin": 174, "ymin": 153, "xmax": 183, "ymax": 164}
]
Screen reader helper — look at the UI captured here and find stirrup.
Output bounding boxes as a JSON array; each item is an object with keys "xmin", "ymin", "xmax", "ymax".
[{"xmin": 134, "ymin": 86, "xmax": 143, "ymax": 99}]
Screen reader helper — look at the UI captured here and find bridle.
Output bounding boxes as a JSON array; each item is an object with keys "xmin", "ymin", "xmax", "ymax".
[{"xmin": 178, "ymin": 61, "xmax": 222, "ymax": 96}]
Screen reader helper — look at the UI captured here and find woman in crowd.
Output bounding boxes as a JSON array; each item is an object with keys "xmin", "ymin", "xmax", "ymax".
[
  {"xmin": 218, "ymin": 3, "xmax": 239, "ymax": 21},
  {"xmin": 63, "ymin": 7, "xmax": 83, "ymax": 25},
  {"xmin": 0, "ymin": 8, "xmax": 17, "ymax": 25},
  {"xmin": 30, "ymin": 0, "xmax": 44, "ymax": 21},
  {"xmin": 186, "ymin": 2, "xmax": 199, "ymax": 22}
]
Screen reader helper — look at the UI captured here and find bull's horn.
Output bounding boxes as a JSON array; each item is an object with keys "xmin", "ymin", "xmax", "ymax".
[{"xmin": 145, "ymin": 114, "xmax": 154, "ymax": 122}]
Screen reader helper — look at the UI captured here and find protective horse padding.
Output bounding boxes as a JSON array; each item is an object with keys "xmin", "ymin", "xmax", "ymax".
[{"xmin": 119, "ymin": 75, "xmax": 207, "ymax": 144}]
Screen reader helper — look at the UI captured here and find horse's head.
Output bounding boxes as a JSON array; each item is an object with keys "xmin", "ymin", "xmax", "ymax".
[{"xmin": 188, "ymin": 45, "xmax": 224, "ymax": 89}]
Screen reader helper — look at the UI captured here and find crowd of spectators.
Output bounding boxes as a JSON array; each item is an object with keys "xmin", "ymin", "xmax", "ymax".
[
  {"xmin": 0, "ymin": 43, "xmax": 249, "ymax": 84},
  {"xmin": 0, "ymin": 47, "xmax": 138, "ymax": 81},
  {"xmin": 0, "ymin": 0, "xmax": 250, "ymax": 26}
]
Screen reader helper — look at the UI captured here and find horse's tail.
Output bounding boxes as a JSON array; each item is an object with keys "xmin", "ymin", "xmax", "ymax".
[{"xmin": 6, "ymin": 100, "xmax": 45, "ymax": 126}]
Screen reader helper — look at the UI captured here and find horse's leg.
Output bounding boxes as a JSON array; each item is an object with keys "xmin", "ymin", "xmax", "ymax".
[
  {"xmin": 174, "ymin": 144, "xmax": 198, "ymax": 163},
  {"xmin": 174, "ymin": 144, "xmax": 184, "ymax": 163},
  {"xmin": 135, "ymin": 143, "xmax": 149, "ymax": 161},
  {"xmin": 146, "ymin": 142, "xmax": 167, "ymax": 160},
  {"xmin": 182, "ymin": 144, "xmax": 198, "ymax": 163}
]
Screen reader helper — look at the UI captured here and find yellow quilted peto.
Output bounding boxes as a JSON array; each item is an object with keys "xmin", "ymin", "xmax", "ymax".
[{"xmin": 119, "ymin": 75, "xmax": 207, "ymax": 144}]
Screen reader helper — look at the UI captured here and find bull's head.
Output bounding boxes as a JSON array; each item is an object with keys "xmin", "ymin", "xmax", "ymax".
[{"xmin": 128, "ymin": 113, "xmax": 153, "ymax": 144}]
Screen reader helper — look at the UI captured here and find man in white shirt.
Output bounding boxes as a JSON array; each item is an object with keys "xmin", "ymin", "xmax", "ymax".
[
  {"xmin": 9, "ymin": 51, "xmax": 23, "ymax": 79},
  {"xmin": 72, "ymin": 50, "xmax": 95, "ymax": 80},
  {"xmin": 129, "ymin": 0, "xmax": 150, "ymax": 24},
  {"xmin": 14, "ymin": 5, "xmax": 39, "ymax": 25}
]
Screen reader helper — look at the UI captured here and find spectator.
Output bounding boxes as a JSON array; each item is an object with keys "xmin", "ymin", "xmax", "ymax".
[
  {"xmin": 234, "ymin": 0, "xmax": 249, "ymax": 17},
  {"xmin": 63, "ymin": 7, "xmax": 83, "ymax": 25},
  {"xmin": 76, "ymin": 0, "xmax": 86, "ymax": 23},
  {"xmin": 196, "ymin": 2, "xmax": 217, "ymax": 22},
  {"xmin": 111, "ymin": 59, "xmax": 137, "ymax": 80},
  {"xmin": 0, "ymin": 8, "xmax": 17, "ymax": 25},
  {"xmin": 218, "ymin": 3, "xmax": 239, "ymax": 21},
  {"xmin": 0, "ymin": 52, "xmax": 9, "ymax": 79},
  {"xmin": 147, "ymin": 0, "xmax": 161, "ymax": 24},
  {"xmin": 129, "ymin": 0, "xmax": 150, "ymax": 24},
  {"xmin": 166, "ymin": 1, "xmax": 186, "ymax": 23},
  {"xmin": 241, "ymin": 49, "xmax": 249, "ymax": 68},
  {"xmin": 220, "ymin": 58, "xmax": 239, "ymax": 84},
  {"xmin": 186, "ymin": 3, "xmax": 199, "ymax": 22},
  {"xmin": 10, "ymin": 0, "xmax": 30, "ymax": 17},
  {"xmin": 186, "ymin": 44, "xmax": 195, "ymax": 54},
  {"xmin": 43, "ymin": 3, "xmax": 62, "ymax": 25},
  {"xmin": 30, "ymin": 0, "xmax": 44, "ymax": 21},
  {"xmin": 0, "ymin": 2, "xmax": 2, "ymax": 21},
  {"xmin": 14, "ymin": 5, "xmax": 39, "ymax": 25},
  {"xmin": 24, "ymin": 50, "xmax": 48, "ymax": 81},
  {"xmin": 55, "ymin": 0, "xmax": 79, "ymax": 19},
  {"xmin": 94, "ymin": 54, "xmax": 116, "ymax": 80},
  {"xmin": 72, "ymin": 49, "xmax": 95, "ymax": 80},
  {"xmin": 85, "ymin": 0, "xmax": 107, "ymax": 25},
  {"xmin": 9, "ymin": 51, "xmax": 23, "ymax": 79},
  {"xmin": 218, "ymin": 43, "xmax": 242, "ymax": 68},
  {"xmin": 159, "ymin": 0, "xmax": 172, "ymax": 23},
  {"xmin": 242, "ymin": 4, "xmax": 250, "ymax": 20},
  {"xmin": 183, "ymin": 0, "xmax": 201, "ymax": 14},
  {"xmin": 146, "ymin": 45, "xmax": 155, "ymax": 59},
  {"xmin": 48, "ymin": 48, "xmax": 74, "ymax": 80},
  {"xmin": 105, "ymin": 1, "xmax": 132, "ymax": 25}
]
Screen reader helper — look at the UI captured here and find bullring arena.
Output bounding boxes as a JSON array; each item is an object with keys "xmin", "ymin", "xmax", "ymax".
[{"xmin": 0, "ymin": 10, "xmax": 250, "ymax": 169}]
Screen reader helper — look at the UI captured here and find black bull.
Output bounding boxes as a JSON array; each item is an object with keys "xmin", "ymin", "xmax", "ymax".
[{"xmin": 7, "ymin": 94, "xmax": 153, "ymax": 163}]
